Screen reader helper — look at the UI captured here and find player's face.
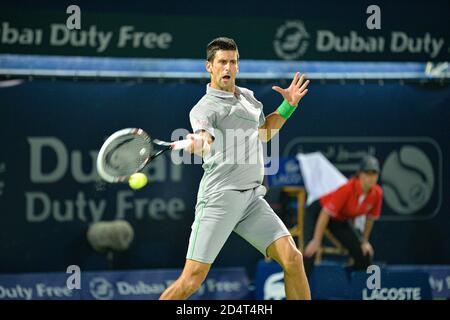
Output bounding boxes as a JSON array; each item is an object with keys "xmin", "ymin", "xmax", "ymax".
[
  {"xmin": 359, "ymin": 171, "xmax": 379, "ymax": 192},
  {"xmin": 206, "ymin": 50, "xmax": 239, "ymax": 92}
]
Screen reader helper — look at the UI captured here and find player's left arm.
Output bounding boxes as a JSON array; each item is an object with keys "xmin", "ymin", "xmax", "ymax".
[{"xmin": 258, "ymin": 72, "xmax": 310, "ymax": 142}]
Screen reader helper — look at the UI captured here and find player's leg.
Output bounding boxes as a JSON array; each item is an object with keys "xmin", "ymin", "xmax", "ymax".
[
  {"xmin": 234, "ymin": 185, "xmax": 311, "ymax": 300},
  {"xmin": 161, "ymin": 190, "xmax": 247, "ymax": 300},
  {"xmin": 159, "ymin": 259, "xmax": 210, "ymax": 300},
  {"xmin": 266, "ymin": 235, "xmax": 311, "ymax": 300}
]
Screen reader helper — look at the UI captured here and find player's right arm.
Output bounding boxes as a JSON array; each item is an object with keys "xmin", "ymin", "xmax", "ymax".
[
  {"xmin": 185, "ymin": 130, "xmax": 213, "ymax": 158},
  {"xmin": 188, "ymin": 101, "xmax": 216, "ymax": 158}
]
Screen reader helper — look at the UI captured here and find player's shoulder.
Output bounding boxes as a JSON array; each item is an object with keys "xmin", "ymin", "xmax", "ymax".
[
  {"xmin": 238, "ymin": 86, "xmax": 253, "ymax": 95},
  {"xmin": 190, "ymin": 95, "xmax": 216, "ymax": 114},
  {"xmin": 238, "ymin": 86, "xmax": 257, "ymax": 99},
  {"xmin": 238, "ymin": 86, "xmax": 263, "ymax": 107}
]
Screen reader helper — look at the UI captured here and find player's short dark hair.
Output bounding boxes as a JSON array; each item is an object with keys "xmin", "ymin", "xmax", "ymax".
[{"xmin": 206, "ymin": 37, "xmax": 239, "ymax": 62}]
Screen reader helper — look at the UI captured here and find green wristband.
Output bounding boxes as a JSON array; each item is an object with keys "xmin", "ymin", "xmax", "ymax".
[{"xmin": 277, "ymin": 99, "xmax": 297, "ymax": 119}]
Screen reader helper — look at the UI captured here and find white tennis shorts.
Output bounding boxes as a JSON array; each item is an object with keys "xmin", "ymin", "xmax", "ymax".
[{"xmin": 186, "ymin": 185, "xmax": 291, "ymax": 264}]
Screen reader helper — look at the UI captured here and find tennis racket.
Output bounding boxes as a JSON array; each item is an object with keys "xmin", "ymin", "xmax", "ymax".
[{"xmin": 96, "ymin": 128, "xmax": 191, "ymax": 183}]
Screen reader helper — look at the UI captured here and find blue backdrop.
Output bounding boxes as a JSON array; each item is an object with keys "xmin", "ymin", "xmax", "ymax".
[{"xmin": 0, "ymin": 79, "xmax": 449, "ymax": 276}]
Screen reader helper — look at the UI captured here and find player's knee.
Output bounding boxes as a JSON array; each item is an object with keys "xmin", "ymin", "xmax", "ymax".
[
  {"xmin": 292, "ymin": 250, "xmax": 304, "ymax": 266},
  {"xmin": 181, "ymin": 267, "xmax": 208, "ymax": 293},
  {"xmin": 281, "ymin": 249, "xmax": 304, "ymax": 273},
  {"xmin": 183, "ymin": 276, "xmax": 204, "ymax": 294}
]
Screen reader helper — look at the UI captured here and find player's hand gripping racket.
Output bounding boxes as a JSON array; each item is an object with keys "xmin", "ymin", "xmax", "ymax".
[{"xmin": 96, "ymin": 128, "xmax": 191, "ymax": 183}]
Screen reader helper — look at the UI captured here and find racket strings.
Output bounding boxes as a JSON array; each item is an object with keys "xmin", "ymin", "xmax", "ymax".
[{"xmin": 103, "ymin": 134, "xmax": 151, "ymax": 176}]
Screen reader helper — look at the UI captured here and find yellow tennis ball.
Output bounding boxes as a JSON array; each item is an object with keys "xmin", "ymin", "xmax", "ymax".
[{"xmin": 128, "ymin": 173, "xmax": 148, "ymax": 190}]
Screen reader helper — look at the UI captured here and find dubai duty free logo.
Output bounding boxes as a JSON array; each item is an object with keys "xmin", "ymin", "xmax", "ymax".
[
  {"xmin": 274, "ymin": 20, "xmax": 310, "ymax": 60},
  {"xmin": 89, "ymin": 277, "xmax": 114, "ymax": 300}
]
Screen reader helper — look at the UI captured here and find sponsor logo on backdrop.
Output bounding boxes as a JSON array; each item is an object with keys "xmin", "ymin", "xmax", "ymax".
[
  {"xmin": 285, "ymin": 159, "xmax": 300, "ymax": 173},
  {"xmin": 381, "ymin": 145, "xmax": 434, "ymax": 215},
  {"xmin": 274, "ymin": 21, "xmax": 310, "ymax": 60},
  {"xmin": 89, "ymin": 277, "xmax": 114, "ymax": 300},
  {"xmin": 267, "ymin": 158, "xmax": 302, "ymax": 186},
  {"xmin": 283, "ymin": 137, "xmax": 442, "ymax": 220},
  {"xmin": 274, "ymin": 20, "xmax": 446, "ymax": 60},
  {"xmin": 0, "ymin": 21, "xmax": 173, "ymax": 53},
  {"xmin": 264, "ymin": 272, "xmax": 285, "ymax": 300},
  {"xmin": 362, "ymin": 287, "xmax": 422, "ymax": 300},
  {"xmin": 25, "ymin": 137, "xmax": 185, "ymax": 223},
  {"xmin": 0, "ymin": 283, "xmax": 74, "ymax": 300},
  {"xmin": 0, "ymin": 269, "xmax": 249, "ymax": 300},
  {"xmin": 427, "ymin": 269, "xmax": 450, "ymax": 299}
]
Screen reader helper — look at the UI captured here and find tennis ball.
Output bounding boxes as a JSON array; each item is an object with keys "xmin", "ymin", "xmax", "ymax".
[{"xmin": 128, "ymin": 173, "xmax": 148, "ymax": 190}]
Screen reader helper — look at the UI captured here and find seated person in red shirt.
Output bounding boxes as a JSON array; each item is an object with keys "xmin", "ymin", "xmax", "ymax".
[{"xmin": 303, "ymin": 155, "xmax": 383, "ymax": 277}]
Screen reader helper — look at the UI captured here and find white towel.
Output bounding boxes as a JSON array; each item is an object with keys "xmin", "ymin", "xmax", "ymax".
[{"xmin": 296, "ymin": 152, "xmax": 347, "ymax": 206}]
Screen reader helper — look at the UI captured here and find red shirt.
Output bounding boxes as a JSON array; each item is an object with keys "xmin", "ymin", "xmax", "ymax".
[{"xmin": 319, "ymin": 177, "xmax": 383, "ymax": 221}]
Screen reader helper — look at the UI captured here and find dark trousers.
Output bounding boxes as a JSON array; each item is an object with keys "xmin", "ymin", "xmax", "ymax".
[{"xmin": 303, "ymin": 200, "xmax": 372, "ymax": 278}]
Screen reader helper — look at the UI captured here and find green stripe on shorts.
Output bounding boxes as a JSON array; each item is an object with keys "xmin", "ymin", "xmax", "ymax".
[{"xmin": 187, "ymin": 199, "xmax": 209, "ymax": 260}]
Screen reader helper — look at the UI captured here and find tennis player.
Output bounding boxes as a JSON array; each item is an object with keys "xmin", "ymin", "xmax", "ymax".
[{"xmin": 160, "ymin": 37, "xmax": 311, "ymax": 300}]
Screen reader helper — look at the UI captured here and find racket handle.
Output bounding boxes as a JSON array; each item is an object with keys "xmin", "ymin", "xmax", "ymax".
[{"xmin": 171, "ymin": 139, "xmax": 192, "ymax": 150}]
